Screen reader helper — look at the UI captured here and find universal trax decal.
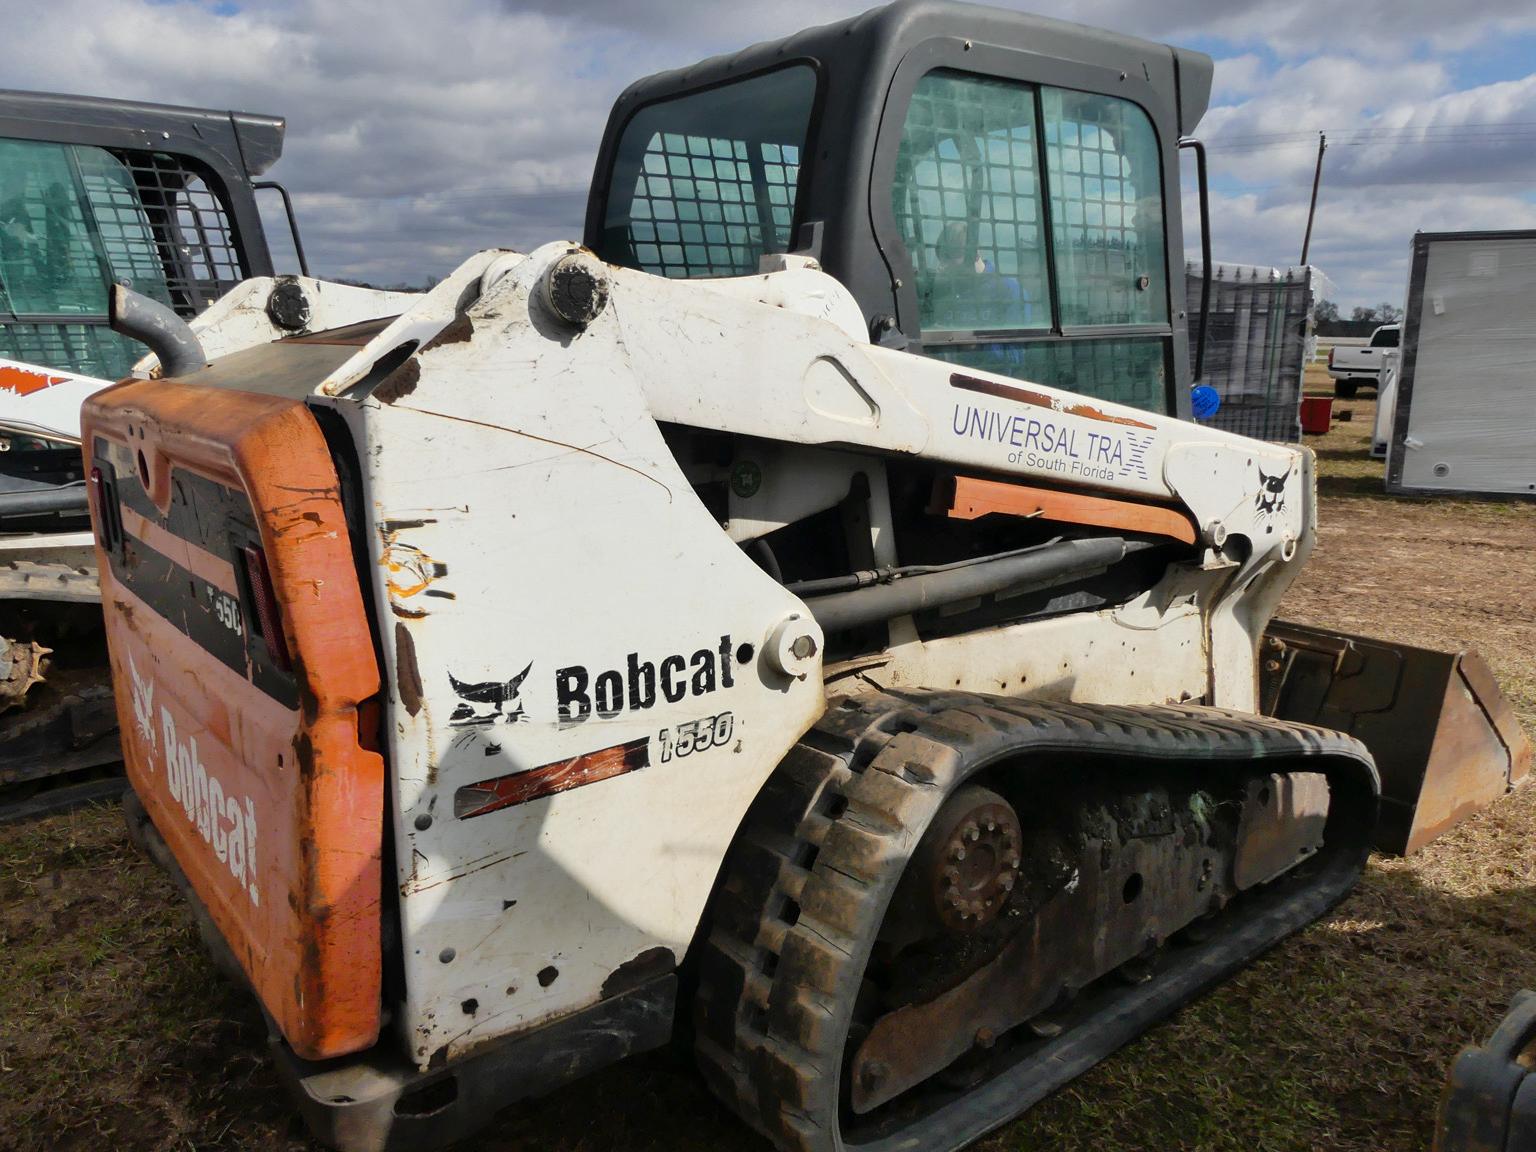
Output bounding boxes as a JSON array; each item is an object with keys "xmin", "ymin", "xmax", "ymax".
[{"xmin": 949, "ymin": 373, "xmax": 1156, "ymax": 482}]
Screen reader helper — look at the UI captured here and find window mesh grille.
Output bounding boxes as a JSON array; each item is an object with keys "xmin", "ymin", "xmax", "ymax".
[
  {"xmin": 892, "ymin": 71, "xmax": 1048, "ymax": 332},
  {"xmin": 97, "ymin": 150, "xmax": 245, "ymax": 314},
  {"xmin": 1043, "ymin": 89, "xmax": 1168, "ymax": 327},
  {"xmin": 626, "ymin": 135, "xmax": 800, "ymax": 278},
  {"xmin": 599, "ymin": 64, "xmax": 816, "ymax": 279},
  {"xmin": 0, "ymin": 321, "xmax": 142, "ymax": 380}
]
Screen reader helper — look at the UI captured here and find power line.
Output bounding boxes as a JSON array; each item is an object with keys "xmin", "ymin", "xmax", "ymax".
[
  {"xmin": 1214, "ymin": 119, "xmax": 1536, "ymax": 144},
  {"xmin": 1212, "ymin": 123, "xmax": 1536, "ymax": 153}
]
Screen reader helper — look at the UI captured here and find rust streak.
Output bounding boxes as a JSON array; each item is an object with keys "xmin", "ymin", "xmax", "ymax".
[
  {"xmin": 419, "ymin": 407, "xmax": 674, "ymax": 502},
  {"xmin": 951, "ymin": 372, "xmax": 1156, "ymax": 430},
  {"xmin": 404, "ymin": 851, "xmax": 523, "ymax": 895},
  {"xmin": 394, "ymin": 621, "xmax": 424, "ymax": 717}
]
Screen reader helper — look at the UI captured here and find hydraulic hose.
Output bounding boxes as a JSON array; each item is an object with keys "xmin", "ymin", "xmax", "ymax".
[{"xmin": 801, "ymin": 536, "xmax": 1147, "ymax": 633}]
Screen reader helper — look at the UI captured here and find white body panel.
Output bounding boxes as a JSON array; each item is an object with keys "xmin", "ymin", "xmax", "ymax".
[{"xmin": 1372, "ymin": 350, "xmax": 1400, "ymax": 459}]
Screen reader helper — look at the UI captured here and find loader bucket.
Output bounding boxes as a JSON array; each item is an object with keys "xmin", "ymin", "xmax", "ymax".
[{"xmin": 1261, "ymin": 620, "xmax": 1530, "ymax": 855}]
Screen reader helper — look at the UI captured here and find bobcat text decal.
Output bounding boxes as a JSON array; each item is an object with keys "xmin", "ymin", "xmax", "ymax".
[
  {"xmin": 557, "ymin": 635, "xmax": 737, "ymax": 724},
  {"xmin": 128, "ymin": 657, "xmax": 261, "ymax": 905}
]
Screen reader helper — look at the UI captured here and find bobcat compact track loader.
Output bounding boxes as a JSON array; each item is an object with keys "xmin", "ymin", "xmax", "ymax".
[{"xmin": 79, "ymin": 2, "xmax": 1521, "ymax": 1149}]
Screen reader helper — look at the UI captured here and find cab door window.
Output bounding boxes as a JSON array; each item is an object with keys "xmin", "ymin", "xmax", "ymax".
[
  {"xmin": 0, "ymin": 139, "xmax": 114, "ymax": 316},
  {"xmin": 0, "ymin": 138, "xmax": 175, "ymax": 378},
  {"xmin": 891, "ymin": 70, "xmax": 1051, "ymax": 333},
  {"xmin": 889, "ymin": 70, "xmax": 1173, "ymax": 413}
]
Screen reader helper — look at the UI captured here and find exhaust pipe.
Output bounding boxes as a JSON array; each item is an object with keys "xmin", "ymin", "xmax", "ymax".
[{"xmin": 108, "ymin": 285, "xmax": 206, "ymax": 378}]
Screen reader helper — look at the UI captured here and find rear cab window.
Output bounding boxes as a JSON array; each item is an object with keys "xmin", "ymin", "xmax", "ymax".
[
  {"xmin": 596, "ymin": 67, "xmax": 818, "ymax": 278},
  {"xmin": 1370, "ymin": 326, "xmax": 1400, "ymax": 348}
]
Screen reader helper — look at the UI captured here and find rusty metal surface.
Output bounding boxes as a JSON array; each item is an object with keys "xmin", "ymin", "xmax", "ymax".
[
  {"xmin": 850, "ymin": 768, "xmax": 1329, "ymax": 1114},
  {"xmin": 1263, "ymin": 620, "xmax": 1530, "ymax": 854},
  {"xmin": 1436, "ymin": 990, "xmax": 1536, "ymax": 1152},
  {"xmin": 85, "ymin": 376, "xmax": 386, "ymax": 1061},
  {"xmin": 1232, "ymin": 772, "xmax": 1327, "ymax": 890},
  {"xmin": 897, "ymin": 783, "xmax": 1022, "ymax": 936}
]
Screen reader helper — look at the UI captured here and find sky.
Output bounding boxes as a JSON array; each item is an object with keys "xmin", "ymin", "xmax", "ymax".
[{"xmin": 6, "ymin": 0, "xmax": 1536, "ymax": 308}]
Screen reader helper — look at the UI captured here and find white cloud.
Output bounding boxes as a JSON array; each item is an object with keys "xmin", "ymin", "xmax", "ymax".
[{"xmin": 3, "ymin": 0, "xmax": 1533, "ymax": 307}]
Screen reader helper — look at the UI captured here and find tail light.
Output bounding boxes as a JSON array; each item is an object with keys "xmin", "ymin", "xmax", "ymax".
[
  {"xmin": 242, "ymin": 543, "xmax": 294, "ymax": 671},
  {"xmin": 88, "ymin": 464, "xmax": 122, "ymax": 550},
  {"xmin": 1327, "ymin": 347, "xmax": 1335, "ymax": 367}
]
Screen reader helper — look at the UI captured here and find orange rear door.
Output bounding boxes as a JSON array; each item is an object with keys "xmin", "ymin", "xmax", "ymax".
[{"xmin": 83, "ymin": 378, "xmax": 384, "ymax": 1061}]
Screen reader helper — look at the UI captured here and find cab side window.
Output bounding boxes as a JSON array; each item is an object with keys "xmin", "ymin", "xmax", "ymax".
[
  {"xmin": 600, "ymin": 66, "xmax": 818, "ymax": 279},
  {"xmin": 1043, "ymin": 88, "xmax": 1168, "ymax": 327}
]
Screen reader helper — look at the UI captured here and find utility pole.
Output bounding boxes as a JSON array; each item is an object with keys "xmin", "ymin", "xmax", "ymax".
[{"xmin": 1299, "ymin": 132, "xmax": 1327, "ymax": 266}]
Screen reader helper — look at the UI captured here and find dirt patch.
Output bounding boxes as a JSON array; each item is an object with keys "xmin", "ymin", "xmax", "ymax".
[{"xmin": 1, "ymin": 368, "xmax": 1532, "ymax": 1150}]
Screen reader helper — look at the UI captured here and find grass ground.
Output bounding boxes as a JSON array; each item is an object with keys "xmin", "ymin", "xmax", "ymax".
[{"xmin": 2, "ymin": 369, "xmax": 1533, "ymax": 1152}]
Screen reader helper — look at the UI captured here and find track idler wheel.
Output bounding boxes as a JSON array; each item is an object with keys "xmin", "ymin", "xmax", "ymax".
[{"xmin": 0, "ymin": 635, "xmax": 49, "ymax": 712}]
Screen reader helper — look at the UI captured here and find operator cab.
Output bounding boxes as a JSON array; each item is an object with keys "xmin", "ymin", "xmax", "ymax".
[{"xmin": 585, "ymin": 0, "xmax": 1212, "ymax": 418}]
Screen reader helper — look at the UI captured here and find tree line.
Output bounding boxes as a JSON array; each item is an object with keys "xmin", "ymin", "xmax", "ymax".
[{"xmin": 1314, "ymin": 299, "xmax": 1403, "ymax": 325}]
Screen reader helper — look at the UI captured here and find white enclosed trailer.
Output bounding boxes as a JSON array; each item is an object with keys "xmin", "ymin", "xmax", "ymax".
[{"xmin": 1387, "ymin": 230, "xmax": 1536, "ymax": 498}]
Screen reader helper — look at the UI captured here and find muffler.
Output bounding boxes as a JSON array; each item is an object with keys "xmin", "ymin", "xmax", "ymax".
[{"xmin": 1261, "ymin": 620, "xmax": 1530, "ymax": 854}]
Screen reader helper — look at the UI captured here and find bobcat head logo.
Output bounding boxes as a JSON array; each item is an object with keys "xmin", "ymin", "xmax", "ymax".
[
  {"xmin": 128, "ymin": 655, "xmax": 156, "ymax": 754},
  {"xmin": 448, "ymin": 663, "xmax": 533, "ymax": 727},
  {"xmin": 1255, "ymin": 466, "xmax": 1290, "ymax": 531}
]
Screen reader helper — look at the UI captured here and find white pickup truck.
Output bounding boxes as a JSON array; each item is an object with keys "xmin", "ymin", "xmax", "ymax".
[{"xmin": 1327, "ymin": 323, "xmax": 1399, "ymax": 397}]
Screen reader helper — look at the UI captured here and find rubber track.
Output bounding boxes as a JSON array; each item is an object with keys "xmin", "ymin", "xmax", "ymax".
[
  {"xmin": 693, "ymin": 690, "xmax": 1379, "ymax": 1152},
  {"xmin": 0, "ymin": 775, "xmax": 125, "ymax": 825}
]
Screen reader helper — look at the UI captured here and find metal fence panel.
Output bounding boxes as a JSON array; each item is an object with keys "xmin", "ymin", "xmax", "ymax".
[{"xmin": 1187, "ymin": 262, "xmax": 1317, "ymax": 442}]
